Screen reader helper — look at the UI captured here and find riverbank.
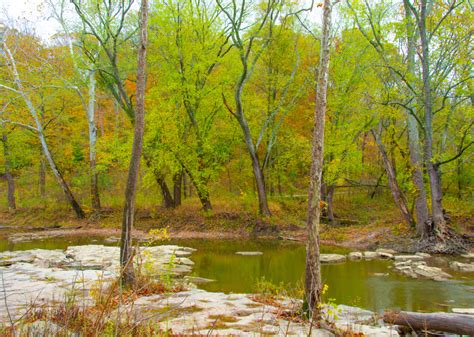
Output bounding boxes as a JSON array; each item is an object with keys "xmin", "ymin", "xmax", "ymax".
[
  {"xmin": 0, "ymin": 243, "xmax": 405, "ymax": 336},
  {"xmin": 1, "ymin": 195, "xmax": 472, "ymax": 253}
]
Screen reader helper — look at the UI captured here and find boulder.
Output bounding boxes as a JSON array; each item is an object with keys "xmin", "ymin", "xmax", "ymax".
[
  {"xmin": 235, "ymin": 251, "xmax": 263, "ymax": 256},
  {"xmin": 348, "ymin": 252, "xmax": 363, "ymax": 260},
  {"xmin": 415, "ymin": 252, "xmax": 431, "ymax": 258},
  {"xmin": 450, "ymin": 261, "xmax": 474, "ymax": 273},
  {"xmin": 376, "ymin": 248, "xmax": 397, "ymax": 255},
  {"xmin": 413, "ymin": 264, "xmax": 451, "ymax": 281},
  {"xmin": 363, "ymin": 251, "xmax": 378, "ymax": 259},
  {"xmin": 377, "ymin": 252, "xmax": 394, "ymax": 259},
  {"xmin": 320, "ymin": 254, "xmax": 346, "ymax": 263},
  {"xmin": 394, "ymin": 255, "xmax": 425, "ymax": 261},
  {"xmin": 461, "ymin": 253, "xmax": 474, "ymax": 259}
]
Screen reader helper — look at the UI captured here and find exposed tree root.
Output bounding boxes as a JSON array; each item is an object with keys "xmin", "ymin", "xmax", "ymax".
[{"xmin": 416, "ymin": 227, "xmax": 470, "ymax": 255}]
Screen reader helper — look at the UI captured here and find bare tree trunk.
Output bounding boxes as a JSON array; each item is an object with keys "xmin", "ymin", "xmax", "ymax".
[
  {"xmin": 417, "ymin": 0, "xmax": 447, "ymax": 236},
  {"xmin": 180, "ymin": 164, "xmax": 212, "ymax": 211},
  {"xmin": 40, "ymin": 132, "xmax": 85, "ymax": 218},
  {"xmin": 305, "ymin": 0, "xmax": 333, "ymax": 318},
  {"xmin": 372, "ymin": 127, "xmax": 415, "ymax": 227},
  {"xmin": 404, "ymin": 0, "xmax": 430, "ymax": 237},
  {"xmin": 173, "ymin": 170, "xmax": 182, "ymax": 207},
  {"xmin": 87, "ymin": 70, "xmax": 101, "ymax": 212},
  {"xmin": 327, "ymin": 185, "xmax": 335, "ymax": 225},
  {"xmin": 39, "ymin": 154, "xmax": 46, "ymax": 198},
  {"xmin": 2, "ymin": 130, "xmax": 16, "ymax": 211},
  {"xmin": 120, "ymin": 0, "xmax": 148, "ymax": 287},
  {"xmin": 238, "ymin": 115, "xmax": 270, "ymax": 215},
  {"xmin": 183, "ymin": 172, "xmax": 188, "ymax": 198}
]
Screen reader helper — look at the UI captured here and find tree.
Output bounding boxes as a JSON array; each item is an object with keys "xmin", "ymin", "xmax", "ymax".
[
  {"xmin": 305, "ymin": 0, "xmax": 336, "ymax": 318},
  {"xmin": 217, "ymin": 0, "xmax": 284, "ymax": 216},
  {"xmin": 1, "ymin": 104, "xmax": 15, "ymax": 211},
  {"xmin": 47, "ymin": 0, "xmax": 102, "ymax": 213},
  {"xmin": 120, "ymin": 0, "xmax": 148, "ymax": 286},
  {"xmin": 146, "ymin": 0, "xmax": 232, "ymax": 211},
  {"xmin": 0, "ymin": 31, "xmax": 86, "ymax": 219}
]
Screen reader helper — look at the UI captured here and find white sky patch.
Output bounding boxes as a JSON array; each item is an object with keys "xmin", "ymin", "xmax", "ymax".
[
  {"xmin": 1, "ymin": 0, "xmax": 325, "ymax": 41},
  {"xmin": 1, "ymin": 0, "xmax": 60, "ymax": 38}
]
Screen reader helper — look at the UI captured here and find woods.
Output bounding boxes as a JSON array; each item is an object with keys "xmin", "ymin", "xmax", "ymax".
[{"xmin": 0, "ymin": 0, "xmax": 473, "ymax": 332}]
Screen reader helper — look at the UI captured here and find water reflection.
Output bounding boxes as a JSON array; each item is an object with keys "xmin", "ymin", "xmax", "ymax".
[{"xmin": 1, "ymin": 236, "xmax": 472, "ymax": 312}]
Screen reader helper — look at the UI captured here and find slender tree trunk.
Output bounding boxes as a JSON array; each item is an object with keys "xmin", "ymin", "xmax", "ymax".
[
  {"xmin": 327, "ymin": 185, "xmax": 335, "ymax": 225},
  {"xmin": 404, "ymin": 1, "xmax": 430, "ymax": 237},
  {"xmin": 372, "ymin": 127, "xmax": 415, "ymax": 227},
  {"xmin": 183, "ymin": 172, "xmax": 188, "ymax": 198},
  {"xmin": 40, "ymin": 132, "xmax": 85, "ymax": 218},
  {"xmin": 120, "ymin": 0, "xmax": 148, "ymax": 287},
  {"xmin": 39, "ymin": 154, "xmax": 46, "ymax": 198},
  {"xmin": 87, "ymin": 70, "xmax": 101, "ymax": 212},
  {"xmin": 173, "ymin": 170, "xmax": 182, "ymax": 207},
  {"xmin": 239, "ymin": 118, "xmax": 271, "ymax": 216},
  {"xmin": 2, "ymin": 130, "xmax": 16, "ymax": 211},
  {"xmin": 155, "ymin": 173, "xmax": 174, "ymax": 208},
  {"xmin": 143, "ymin": 155, "xmax": 175, "ymax": 208},
  {"xmin": 305, "ymin": 0, "xmax": 333, "ymax": 318},
  {"xmin": 181, "ymin": 164, "xmax": 212, "ymax": 211},
  {"xmin": 457, "ymin": 158, "xmax": 462, "ymax": 198},
  {"xmin": 417, "ymin": 0, "xmax": 447, "ymax": 236}
]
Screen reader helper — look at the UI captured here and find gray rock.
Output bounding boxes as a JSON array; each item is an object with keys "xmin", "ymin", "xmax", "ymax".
[
  {"xmin": 348, "ymin": 252, "xmax": 363, "ymax": 260},
  {"xmin": 450, "ymin": 261, "xmax": 474, "ymax": 272},
  {"xmin": 414, "ymin": 264, "xmax": 451, "ymax": 281},
  {"xmin": 320, "ymin": 254, "xmax": 346, "ymax": 263},
  {"xmin": 394, "ymin": 255, "xmax": 425, "ymax": 261},
  {"xmin": 235, "ymin": 251, "xmax": 263, "ymax": 256},
  {"xmin": 415, "ymin": 252, "xmax": 431, "ymax": 258},
  {"xmin": 363, "ymin": 251, "xmax": 378, "ymax": 259},
  {"xmin": 377, "ymin": 252, "xmax": 394, "ymax": 259},
  {"xmin": 376, "ymin": 248, "xmax": 397, "ymax": 255}
]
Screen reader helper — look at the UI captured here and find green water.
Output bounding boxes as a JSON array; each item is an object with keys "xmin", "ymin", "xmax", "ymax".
[{"xmin": 1, "ymin": 235, "xmax": 473, "ymax": 313}]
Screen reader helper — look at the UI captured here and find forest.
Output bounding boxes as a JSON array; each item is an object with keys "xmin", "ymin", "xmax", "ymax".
[{"xmin": 0, "ymin": 0, "xmax": 473, "ymax": 336}]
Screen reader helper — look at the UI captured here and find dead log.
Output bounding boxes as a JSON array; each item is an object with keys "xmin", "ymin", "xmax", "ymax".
[{"xmin": 383, "ymin": 310, "xmax": 474, "ymax": 335}]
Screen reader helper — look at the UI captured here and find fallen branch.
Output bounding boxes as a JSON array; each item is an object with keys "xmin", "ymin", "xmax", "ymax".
[{"xmin": 383, "ymin": 310, "xmax": 474, "ymax": 335}]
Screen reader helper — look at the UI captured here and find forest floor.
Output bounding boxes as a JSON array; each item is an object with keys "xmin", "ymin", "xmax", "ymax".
[{"xmin": 1, "ymin": 194, "xmax": 472, "ymax": 252}]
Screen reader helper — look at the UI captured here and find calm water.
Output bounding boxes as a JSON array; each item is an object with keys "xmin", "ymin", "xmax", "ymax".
[{"xmin": 1, "ymin": 235, "xmax": 473, "ymax": 313}]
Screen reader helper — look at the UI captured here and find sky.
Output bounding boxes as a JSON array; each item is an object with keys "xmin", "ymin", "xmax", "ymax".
[
  {"xmin": 1, "ymin": 0, "xmax": 61, "ymax": 38},
  {"xmin": 1, "ymin": 0, "xmax": 324, "ymax": 40}
]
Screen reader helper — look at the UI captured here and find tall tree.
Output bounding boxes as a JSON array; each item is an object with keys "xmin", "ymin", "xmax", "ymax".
[
  {"xmin": 217, "ymin": 0, "xmax": 283, "ymax": 216},
  {"xmin": 48, "ymin": 0, "xmax": 101, "ymax": 212},
  {"xmin": 120, "ymin": 0, "xmax": 148, "ymax": 286},
  {"xmin": 305, "ymin": 0, "xmax": 335, "ymax": 318},
  {"xmin": 0, "ymin": 32, "xmax": 86, "ymax": 219}
]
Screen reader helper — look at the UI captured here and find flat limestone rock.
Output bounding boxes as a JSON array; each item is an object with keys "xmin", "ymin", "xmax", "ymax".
[
  {"xmin": 450, "ymin": 261, "xmax": 474, "ymax": 272},
  {"xmin": 363, "ymin": 251, "xmax": 378, "ymax": 259},
  {"xmin": 376, "ymin": 248, "xmax": 397, "ymax": 255},
  {"xmin": 235, "ymin": 251, "xmax": 263, "ymax": 256},
  {"xmin": 394, "ymin": 255, "xmax": 425, "ymax": 261},
  {"xmin": 414, "ymin": 264, "xmax": 451, "ymax": 281},
  {"xmin": 320, "ymin": 254, "xmax": 346, "ymax": 263},
  {"xmin": 348, "ymin": 252, "xmax": 363, "ymax": 260},
  {"xmin": 377, "ymin": 252, "xmax": 394, "ymax": 259}
]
